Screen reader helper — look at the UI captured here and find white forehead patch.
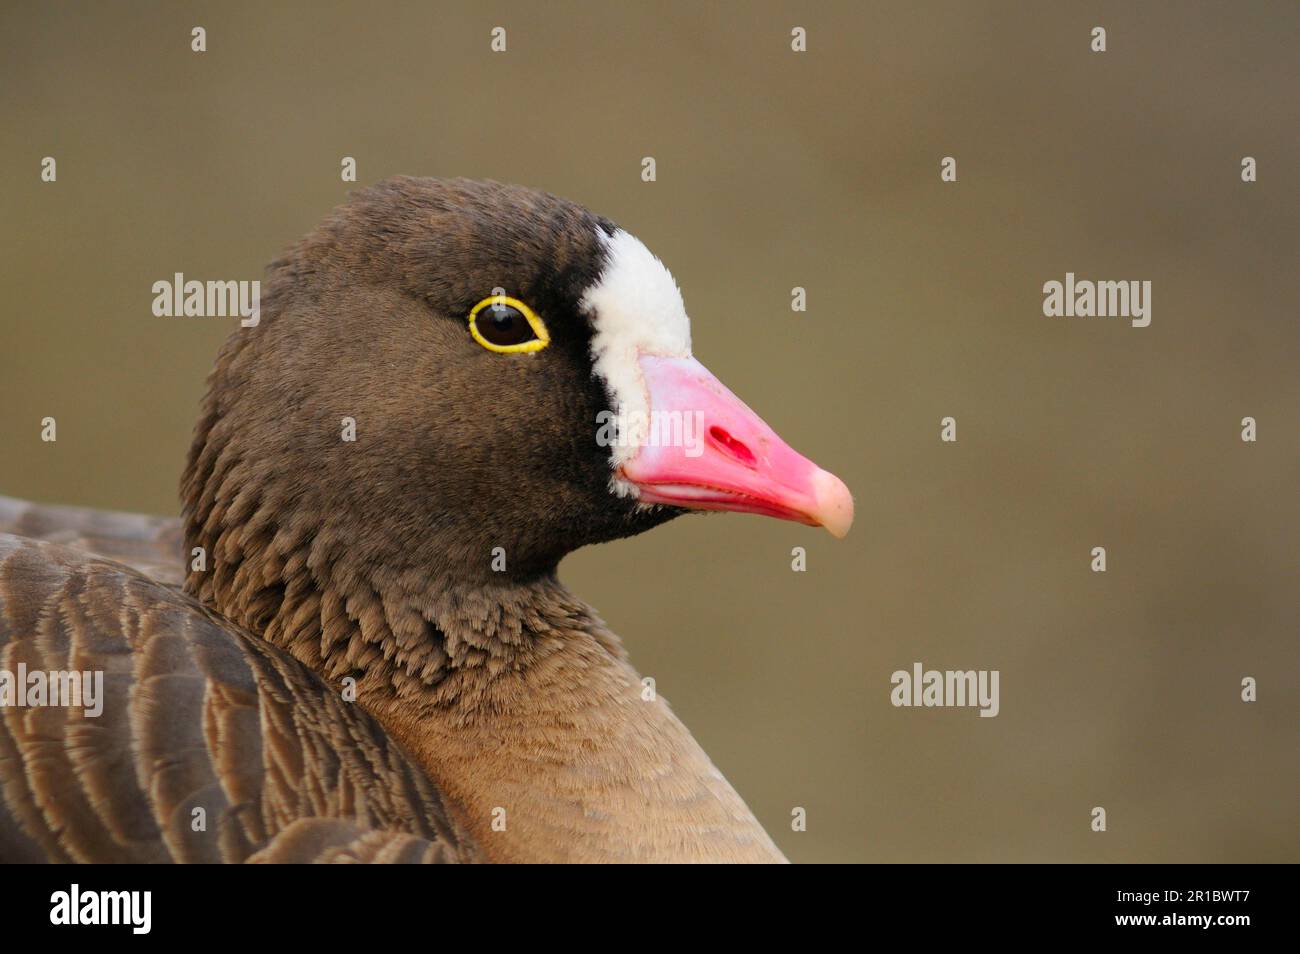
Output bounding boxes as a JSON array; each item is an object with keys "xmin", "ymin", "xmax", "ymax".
[{"xmin": 581, "ymin": 228, "xmax": 692, "ymax": 492}]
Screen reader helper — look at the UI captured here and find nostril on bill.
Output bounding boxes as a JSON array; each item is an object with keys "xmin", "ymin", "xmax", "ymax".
[{"xmin": 708, "ymin": 426, "xmax": 758, "ymax": 468}]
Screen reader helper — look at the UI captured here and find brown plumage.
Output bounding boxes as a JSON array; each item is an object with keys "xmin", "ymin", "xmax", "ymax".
[
  {"xmin": 0, "ymin": 532, "xmax": 476, "ymax": 863},
  {"xmin": 1, "ymin": 178, "xmax": 852, "ymax": 863}
]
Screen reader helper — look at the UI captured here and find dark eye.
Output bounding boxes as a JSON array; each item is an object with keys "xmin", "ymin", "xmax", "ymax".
[
  {"xmin": 468, "ymin": 296, "xmax": 550, "ymax": 353},
  {"xmin": 480, "ymin": 304, "xmax": 533, "ymax": 345}
]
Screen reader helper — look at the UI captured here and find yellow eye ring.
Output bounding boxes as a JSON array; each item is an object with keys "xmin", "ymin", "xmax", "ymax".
[{"xmin": 467, "ymin": 295, "xmax": 550, "ymax": 353}]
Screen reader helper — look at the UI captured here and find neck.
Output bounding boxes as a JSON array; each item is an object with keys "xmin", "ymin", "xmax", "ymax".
[
  {"xmin": 182, "ymin": 510, "xmax": 785, "ymax": 862},
  {"xmin": 367, "ymin": 601, "xmax": 787, "ymax": 862}
]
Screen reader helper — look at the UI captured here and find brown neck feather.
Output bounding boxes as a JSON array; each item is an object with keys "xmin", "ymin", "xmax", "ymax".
[{"xmin": 180, "ymin": 380, "xmax": 785, "ymax": 862}]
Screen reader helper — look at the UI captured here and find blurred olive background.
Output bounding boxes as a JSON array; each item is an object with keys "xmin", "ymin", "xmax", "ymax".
[{"xmin": 1, "ymin": 2, "xmax": 1296, "ymax": 863}]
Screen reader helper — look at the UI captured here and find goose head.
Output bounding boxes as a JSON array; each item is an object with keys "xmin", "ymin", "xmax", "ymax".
[{"xmin": 183, "ymin": 177, "xmax": 852, "ymax": 590}]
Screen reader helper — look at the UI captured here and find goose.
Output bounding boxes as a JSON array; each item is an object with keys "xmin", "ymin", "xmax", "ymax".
[{"xmin": 0, "ymin": 177, "xmax": 852, "ymax": 864}]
